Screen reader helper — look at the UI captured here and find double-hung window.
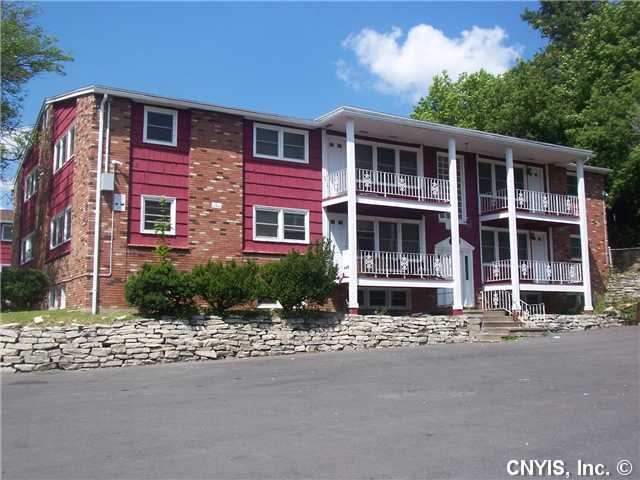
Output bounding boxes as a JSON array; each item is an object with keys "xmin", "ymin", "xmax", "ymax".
[
  {"xmin": 21, "ymin": 231, "xmax": 35, "ymax": 264},
  {"xmin": 481, "ymin": 229, "xmax": 530, "ymax": 265},
  {"xmin": 570, "ymin": 235, "xmax": 582, "ymax": 260},
  {"xmin": 437, "ymin": 152, "xmax": 466, "ymax": 221},
  {"xmin": 567, "ymin": 173, "xmax": 578, "ymax": 196},
  {"xmin": 353, "ymin": 142, "xmax": 419, "ymax": 177},
  {"xmin": 53, "ymin": 125, "xmax": 76, "ymax": 172},
  {"xmin": 478, "ymin": 160, "xmax": 525, "ymax": 196},
  {"xmin": 141, "ymin": 195, "xmax": 176, "ymax": 235},
  {"xmin": 1, "ymin": 222, "xmax": 13, "ymax": 241},
  {"xmin": 254, "ymin": 123, "xmax": 309, "ymax": 163},
  {"xmin": 24, "ymin": 169, "xmax": 38, "ymax": 201},
  {"xmin": 358, "ymin": 288, "xmax": 410, "ymax": 310},
  {"xmin": 50, "ymin": 208, "xmax": 72, "ymax": 249},
  {"xmin": 253, "ymin": 206, "xmax": 309, "ymax": 243},
  {"xmin": 143, "ymin": 106, "xmax": 178, "ymax": 146}
]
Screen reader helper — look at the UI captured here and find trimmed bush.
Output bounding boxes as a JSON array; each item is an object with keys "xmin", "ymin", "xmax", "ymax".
[
  {"xmin": 124, "ymin": 261, "xmax": 196, "ymax": 317},
  {"xmin": 192, "ymin": 260, "xmax": 259, "ymax": 314},
  {"xmin": 0, "ymin": 267, "xmax": 49, "ymax": 311},
  {"xmin": 260, "ymin": 240, "xmax": 338, "ymax": 313}
]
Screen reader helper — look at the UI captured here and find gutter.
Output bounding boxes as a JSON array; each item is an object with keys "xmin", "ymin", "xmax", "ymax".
[{"xmin": 91, "ymin": 94, "xmax": 108, "ymax": 314}]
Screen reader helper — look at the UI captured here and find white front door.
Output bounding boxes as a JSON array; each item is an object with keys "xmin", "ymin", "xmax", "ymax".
[
  {"xmin": 327, "ymin": 136, "xmax": 346, "ymax": 173},
  {"xmin": 527, "ymin": 166, "xmax": 545, "ymax": 192},
  {"xmin": 530, "ymin": 231, "xmax": 548, "ymax": 283},
  {"xmin": 328, "ymin": 214, "xmax": 348, "ymax": 274},
  {"xmin": 436, "ymin": 238, "xmax": 475, "ymax": 308}
]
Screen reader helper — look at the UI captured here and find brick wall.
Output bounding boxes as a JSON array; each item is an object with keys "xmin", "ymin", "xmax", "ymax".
[{"xmin": 585, "ymin": 172, "xmax": 608, "ymax": 294}]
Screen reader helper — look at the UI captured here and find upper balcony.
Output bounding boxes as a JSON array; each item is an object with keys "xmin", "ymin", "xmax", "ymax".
[
  {"xmin": 482, "ymin": 259, "xmax": 583, "ymax": 291},
  {"xmin": 323, "ymin": 168, "xmax": 450, "ymax": 209},
  {"xmin": 480, "ymin": 188, "xmax": 580, "ymax": 224}
]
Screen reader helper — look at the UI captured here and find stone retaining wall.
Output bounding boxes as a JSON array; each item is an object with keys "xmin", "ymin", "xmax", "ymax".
[
  {"xmin": 0, "ymin": 314, "xmax": 479, "ymax": 374},
  {"xmin": 0, "ymin": 312, "xmax": 628, "ymax": 374},
  {"xmin": 521, "ymin": 313, "xmax": 626, "ymax": 331}
]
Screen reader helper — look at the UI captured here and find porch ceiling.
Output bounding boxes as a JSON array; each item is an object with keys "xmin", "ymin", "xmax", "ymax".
[{"xmin": 318, "ymin": 107, "xmax": 592, "ymax": 166}]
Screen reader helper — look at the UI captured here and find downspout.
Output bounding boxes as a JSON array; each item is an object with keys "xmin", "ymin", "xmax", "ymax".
[{"xmin": 91, "ymin": 94, "xmax": 108, "ymax": 314}]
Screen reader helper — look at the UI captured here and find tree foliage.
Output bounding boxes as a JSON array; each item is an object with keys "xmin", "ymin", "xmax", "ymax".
[
  {"xmin": 1, "ymin": 2, "xmax": 71, "ymax": 178},
  {"xmin": 412, "ymin": 1, "xmax": 640, "ymax": 246}
]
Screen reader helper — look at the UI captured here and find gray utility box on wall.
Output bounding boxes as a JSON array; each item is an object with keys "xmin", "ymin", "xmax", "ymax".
[{"xmin": 101, "ymin": 172, "xmax": 114, "ymax": 191}]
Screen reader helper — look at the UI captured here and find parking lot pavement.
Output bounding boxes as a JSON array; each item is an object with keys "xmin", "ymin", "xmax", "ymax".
[{"xmin": 2, "ymin": 327, "xmax": 638, "ymax": 479}]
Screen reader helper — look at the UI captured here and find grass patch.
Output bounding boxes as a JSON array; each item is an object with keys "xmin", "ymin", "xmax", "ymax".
[
  {"xmin": 0, "ymin": 309, "xmax": 135, "ymax": 327},
  {"xmin": 501, "ymin": 335, "xmax": 520, "ymax": 341}
]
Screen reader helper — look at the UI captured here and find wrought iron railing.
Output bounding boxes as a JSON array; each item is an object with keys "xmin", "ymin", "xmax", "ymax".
[
  {"xmin": 358, "ymin": 250, "xmax": 452, "ymax": 279},
  {"xmin": 483, "ymin": 260, "xmax": 583, "ymax": 284},
  {"xmin": 356, "ymin": 168, "xmax": 450, "ymax": 203}
]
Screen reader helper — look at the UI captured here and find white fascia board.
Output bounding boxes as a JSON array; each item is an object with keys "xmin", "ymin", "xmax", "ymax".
[
  {"xmin": 358, "ymin": 277, "xmax": 455, "ymax": 289},
  {"xmin": 483, "ymin": 283, "xmax": 584, "ymax": 293},
  {"xmin": 567, "ymin": 163, "xmax": 612, "ymax": 175},
  {"xmin": 316, "ymin": 106, "xmax": 594, "ymax": 159}
]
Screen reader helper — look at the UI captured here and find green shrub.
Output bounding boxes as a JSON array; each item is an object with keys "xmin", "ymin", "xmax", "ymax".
[
  {"xmin": 192, "ymin": 260, "xmax": 259, "ymax": 314},
  {"xmin": 259, "ymin": 240, "xmax": 338, "ymax": 314},
  {"xmin": 0, "ymin": 267, "xmax": 49, "ymax": 311},
  {"xmin": 124, "ymin": 261, "xmax": 196, "ymax": 317}
]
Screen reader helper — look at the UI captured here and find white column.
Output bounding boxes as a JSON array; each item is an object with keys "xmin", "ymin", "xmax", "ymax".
[
  {"xmin": 505, "ymin": 148, "xmax": 521, "ymax": 312},
  {"xmin": 448, "ymin": 138, "xmax": 463, "ymax": 313},
  {"xmin": 346, "ymin": 119, "xmax": 359, "ymax": 313},
  {"xmin": 577, "ymin": 159, "xmax": 594, "ymax": 311}
]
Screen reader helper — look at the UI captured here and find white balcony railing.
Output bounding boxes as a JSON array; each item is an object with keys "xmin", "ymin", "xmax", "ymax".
[
  {"xmin": 358, "ymin": 250, "xmax": 453, "ymax": 279},
  {"xmin": 482, "ymin": 259, "xmax": 583, "ymax": 284},
  {"xmin": 356, "ymin": 169, "xmax": 450, "ymax": 203},
  {"xmin": 324, "ymin": 169, "xmax": 347, "ymax": 198},
  {"xmin": 479, "ymin": 188, "xmax": 579, "ymax": 217},
  {"xmin": 515, "ymin": 189, "xmax": 579, "ymax": 217}
]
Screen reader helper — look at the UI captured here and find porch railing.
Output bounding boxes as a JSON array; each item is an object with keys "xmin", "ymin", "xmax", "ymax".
[
  {"xmin": 358, "ymin": 250, "xmax": 453, "ymax": 279},
  {"xmin": 481, "ymin": 290, "xmax": 546, "ymax": 322},
  {"xmin": 479, "ymin": 188, "xmax": 579, "ymax": 217},
  {"xmin": 323, "ymin": 169, "xmax": 347, "ymax": 198},
  {"xmin": 482, "ymin": 259, "xmax": 583, "ymax": 284},
  {"xmin": 356, "ymin": 168, "xmax": 450, "ymax": 203}
]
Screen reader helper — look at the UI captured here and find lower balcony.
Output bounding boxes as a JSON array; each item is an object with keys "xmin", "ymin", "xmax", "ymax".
[
  {"xmin": 482, "ymin": 259, "xmax": 583, "ymax": 285},
  {"xmin": 358, "ymin": 250, "xmax": 452, "ymax": 279}
]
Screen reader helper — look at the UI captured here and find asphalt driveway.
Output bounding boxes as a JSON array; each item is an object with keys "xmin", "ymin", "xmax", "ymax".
[{"xmin": 2, "ymin": 327, "xmax": 638, "ymax": 480}]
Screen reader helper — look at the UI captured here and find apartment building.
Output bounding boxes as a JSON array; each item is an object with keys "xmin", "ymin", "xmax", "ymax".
[{"xmin": 12, "ymin": 86, "xmax": 610, "ymax": 315}]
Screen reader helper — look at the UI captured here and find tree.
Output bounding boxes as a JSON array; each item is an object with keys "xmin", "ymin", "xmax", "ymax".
[
  {"xmin": 1, "ymin": 2, "xmax": 72, "ymax": 176},
  {"xmin": 412, "ymin": 1, "xmax": 640, "ymax": 247}
]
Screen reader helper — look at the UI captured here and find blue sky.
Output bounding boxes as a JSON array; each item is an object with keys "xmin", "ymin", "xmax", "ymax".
[{"xmin": 21, "ymin": 1, "xmax": 545, "ymax": 126}]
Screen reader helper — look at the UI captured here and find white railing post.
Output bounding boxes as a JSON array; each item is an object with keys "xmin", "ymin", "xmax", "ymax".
[
  {"xmin": 506, "ymin": 148, "xmax": 521, "ymax": 313},
  {"xmin": 577, "ymin": 159, "xmax": 593, "ymax": 312},
  {"xmin": 448, "ymin": 138, "xmax": 463, "ymax": 314},
  {"xmin": 346, "ymin": 119, "xmax": 359, "ymax": 314}
]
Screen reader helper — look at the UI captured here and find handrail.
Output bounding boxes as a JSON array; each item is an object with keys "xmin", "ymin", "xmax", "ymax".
[
  {"xmin": 483, "ymin": 259, "xmax": 582, "ymax": 284},
  {"xmin": 479, "ymin": 188, "xmax": 579, "ymax": 217},
  {"xmin": 481, "ymin": 290, "xmax": 546, "ymax": 322}
]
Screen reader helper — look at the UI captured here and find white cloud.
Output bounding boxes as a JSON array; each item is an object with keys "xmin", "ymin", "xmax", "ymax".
[{"xmin": 338, "ymin": 24, "xmax": 521, "ymax": 102}]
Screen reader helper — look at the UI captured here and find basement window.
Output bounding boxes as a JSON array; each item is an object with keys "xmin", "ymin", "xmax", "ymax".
[
  {"xmin": 143, "ymin": 106, "xmax": 178, "ymax": 146},
  {"xmin": 141, "ymin": 195, "xmax": 176, "ymax": 235},
  {"xmin": 48, "ymin": 286, "xmax": 66, "ymax": 310}
]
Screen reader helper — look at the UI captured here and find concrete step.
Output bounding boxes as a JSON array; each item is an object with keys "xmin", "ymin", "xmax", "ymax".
[
  {"xmin": 482, "ymin": 327, "xmax": 515, "ymax": 335},
  {"xmin": 473, "ymin": 333, "xmax": 505, "ymax": 342},
  {"xmin": 483, "ymin": 319, "xmax": 516, "ymax": 326}
]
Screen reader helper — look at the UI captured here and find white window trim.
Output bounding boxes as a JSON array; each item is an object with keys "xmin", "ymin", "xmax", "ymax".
[
  {"xmin": 355, "ymin": 215, "xmax": 424, "ymax": 254},
  {"xmin": 566, "ymin": 171, "xmax": 578, "ymax": 196},
  {"xmin": 140, "ymin": 195, "xmax": 177, "ymax": 235},
  {"xmin": 479, "ymin": 226, "xmax": 535, "ymax": 266},
  {"xmin": 49, "ymin": 207, "xmax": 72, "ymax": 250},
  {"xmin": 48, "ymin": 285, "xmax": 66, "ymax": 310},
  {"xmin": 256, "ymin": 298, "xmax": 283, "ymax": 309},
  {"xmin": 358, "ymin": 288, "xmax": 411, "ymax": 310},
  {"xmin": 437, "ymin": 152, "xmax": 467, "ymax": 223},
  {"xmin": 476, "ymin": 157, "xmax": 531, "ymax": 195},
  {"xmin": 1, "ymin": 222, "xmax": 13, "ymax": 242},
  {"xmin": 253, "ymin": 123, "xmax": 309, "ymax": 164},
  {"xmin": 20, "ymin": 231, "xmax": 35, "ymax": 265},
  {"xmin": 23, "ymin": 169, "xmax": 37, "ymax": 201},
  {"xmin": 352, "ymin": 138, "xmax": 423, "ymax": 177},
  {"xmin": 53, "ymin": 125, "xmax": 76, "ymax": 173},
  {"xmin": 143, "ymin": 105, "xmax": 178, "ymax": 147},
  {"xmin": 253, "ymin": 205, "xmax": 310, "ymax": 244},
  {"xmin": 569, "ymin": 234, "xmax": 582, "ymax": 261}
]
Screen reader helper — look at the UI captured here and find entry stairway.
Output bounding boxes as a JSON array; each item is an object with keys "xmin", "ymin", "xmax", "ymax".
[{"xmin": 471, "ymin": 310, "xmax": 548, "ymax": 342}]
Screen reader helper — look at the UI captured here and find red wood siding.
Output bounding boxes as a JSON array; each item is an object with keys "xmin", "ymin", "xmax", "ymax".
[
  {"xmin": 0, "ymin": 241, "xmax": 11, "ymax": 266},
  {"xmin": 243, "ymin": 120, "xmax": 323, "ymax": 254},
  {"xmin": 128, "ymin": 103, "xmax": 191, "ymax": 248},
  {"xmin": 47, "ymin": 101, "xmax": 77, "ymax": 261}
]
